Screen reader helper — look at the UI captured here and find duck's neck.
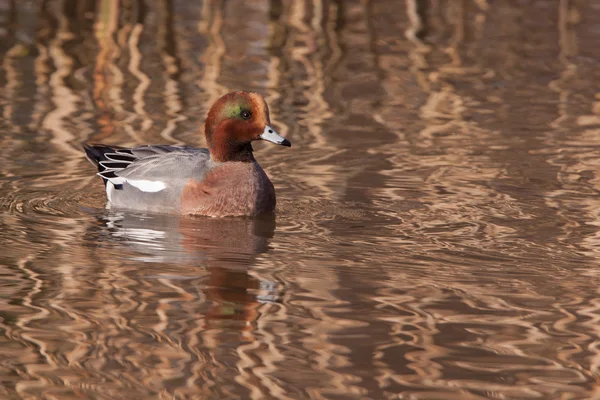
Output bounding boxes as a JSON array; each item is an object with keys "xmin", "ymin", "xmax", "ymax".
[{"xmin": 210, "ymin": 141, "xmax": 256, "ymax": 163}]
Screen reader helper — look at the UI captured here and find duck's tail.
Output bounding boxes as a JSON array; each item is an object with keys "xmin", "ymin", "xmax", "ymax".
[
  {"xmin": 83, "ymin": 144, "xmax": 118, "ymax": 171},
  {"xmin": 83, "ymin": 144, "xmax": 126, "ymax": 186}
]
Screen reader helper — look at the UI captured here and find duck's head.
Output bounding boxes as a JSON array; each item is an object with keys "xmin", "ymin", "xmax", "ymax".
[{"xmin": 205, "ymin": 91, "xmax": 291, "ymax": 162}]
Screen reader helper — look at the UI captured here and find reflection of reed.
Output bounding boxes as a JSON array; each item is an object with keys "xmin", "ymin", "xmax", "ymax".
[
  {"xmin": 124, "ymin": 2, "xmax": 151, "ymax": 142},
  {"xmin": 274, "ymin": 0, "xmax": 341, "ymax": 199},
  {"xmin": 197, "ymin": 0, "xmax": 227, "ymax": 112},
  {"xmin": 286, "ymin": 0, "xmax": 333, "ymax": 149},
  {"xmin": 157, "ymin": 0, "xmax": 185, "ymax": 144},
  {"xmin": 42, "ymin": 0, "xmax": 85, "ymax": 193},
  {"xmin": 549, "ymin": 0, "xmax": 578, "ymax": 130}
]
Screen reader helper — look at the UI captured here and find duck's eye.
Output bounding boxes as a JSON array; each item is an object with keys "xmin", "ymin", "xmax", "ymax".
[{"xmin": 241, "ymin": 110, "xmax": 252, "ymax": 120}]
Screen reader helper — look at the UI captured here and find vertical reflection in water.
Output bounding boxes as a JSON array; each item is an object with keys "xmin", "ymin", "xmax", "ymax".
[
  {"xmin": 405, "ymin": 0, "xmax": 430, "ymax": 92},
  {"xmin": 266, "ymin": 3, "xmax": 349, "ymax": 396},
  {"xmin": 445, "ymin": 0, "xmax": 465, "ymax": 67},
  {"xmin": 117, "ymin": 0, "xmax": 133, "ymax": 50},
  {"xmin": 0, "ymin": 2, "xmax": 40, "ymax": 187},
  {"xmin": 289, "ymin": 0, "xmax": 332, "ymax": 150},
  {"xmin": 372, "ymin": 285, "xmax": 450, "ymax": 395},
  {"xmin": 416, "ymin": 1, "xmax": 468, "ymax": 143},
  {"xmin": 247, "ymin": 274, "xmax": 290, "ymax": 400},
  {"xmin": 123, "ymin": 0, "xmax": 151, "ymax": 142},
  {"xmin": 381, "ymin": 0, "xmax": 509, "ymax": 237},
  {"xmin": 545, "ymin": 0, "xmax": 580, "ymax": 245},
  {"xmin": 268, "ymin": 0, "xmax": 345, "ymax": 200},
  {"xmin": 277, "ymin": 2, "xmax": 398, "ymax": 397},
  {"xmin": 0, "ymin": 0, "xmax": 17, "ymax": 58},
  {"xmin": 197, "ymin": 0, "xmax": 227, "ymax": 111},
  {"xmin": 157, "ymin": 0, "xmax": 185, "ymax": 144},
  {"xmin": 105, "ymin": 2, "xmax": 127, "ymax": 136},
  {"xmin": 93, "ymin": 0, "xmax": 120, "ymax": 140},
  {"xmin": 480, "ymin": 3, "xmax": 564, "ymax": 245},
  {"xmin": 30, "ymin": 1, "xmax": 58, "ymax": 139},
  {"xmin": 14, "ymin": 255, "xmax": 56, "ymax": 397},
  {"xmin": 4, "ymin": 4, "xmax": 38, "ymax": 132},
  {"xmin": 322, "ymin": 0, "xmax": 343, "ymax": 83},
  {"xmin": 550, "ymin": 0, "xmax": 578, "ymax": 130},
  {"xmin": 1, "ymin": 0, "xmax": 18, "ymax": 126},
  {"xmin": 266, "ymin": 0, "xmax": 286, "ymax": 145},
  {"xmin": 41, "ymin": 0, "xmax": 82, "ymax": 184}
]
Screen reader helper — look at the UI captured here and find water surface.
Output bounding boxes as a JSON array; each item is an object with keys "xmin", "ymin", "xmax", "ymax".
[{"xmin": 2, "ymin": 1, "xmax": 600, "ymax": 399}]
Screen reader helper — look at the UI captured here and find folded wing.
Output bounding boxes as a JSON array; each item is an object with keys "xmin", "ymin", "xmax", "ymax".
[{"xmin": 84, "ymin": 144, "xmax": 212, "ymax": 188}]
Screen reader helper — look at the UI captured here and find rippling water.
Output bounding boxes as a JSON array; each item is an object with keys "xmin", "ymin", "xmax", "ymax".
[{"xmin": 2, "ymin": 1, "xmax": 600, "ymax": 399}]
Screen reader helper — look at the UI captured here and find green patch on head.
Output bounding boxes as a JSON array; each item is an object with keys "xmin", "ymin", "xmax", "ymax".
[{"xmin": 223, "ymin": 101, "xmax": 249, "ymax": 119}]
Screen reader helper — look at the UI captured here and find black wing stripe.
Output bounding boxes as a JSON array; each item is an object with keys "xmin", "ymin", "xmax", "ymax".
[
  {"xmin": 99, "ymin": 160, "xmax": 132, "ymax": 170},
  {"xmin": 99, "ymin": 170, "xmax": 118, "ymax": 179},
  {"xmin": 104, "ymin": 152, "xmax": 137, "ymax": 162}
]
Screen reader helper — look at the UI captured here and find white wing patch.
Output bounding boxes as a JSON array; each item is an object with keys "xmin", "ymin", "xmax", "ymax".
[
  {"xmin": 127, "ymin": 179, "xmax": 167, "ymax": 192},
  {"xmin": 106, "ymin": 181, "xmax": 116, "ymax": 202}
]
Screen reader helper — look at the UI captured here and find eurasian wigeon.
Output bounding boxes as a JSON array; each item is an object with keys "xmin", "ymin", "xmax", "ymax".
[{"xmin": 84, "ymin": 91, "xmax": 291, "ymax": 217}]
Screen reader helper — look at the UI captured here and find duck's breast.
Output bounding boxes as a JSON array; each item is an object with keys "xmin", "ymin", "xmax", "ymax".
[{"xmin": 181, "ymin": 162, "xmax": 275, "ymax": 217}]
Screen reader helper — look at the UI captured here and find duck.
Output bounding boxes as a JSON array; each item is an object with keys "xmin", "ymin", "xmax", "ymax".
[{"xmin": 83, "ymin": 91, "xmax": 291, "ymax": 217}]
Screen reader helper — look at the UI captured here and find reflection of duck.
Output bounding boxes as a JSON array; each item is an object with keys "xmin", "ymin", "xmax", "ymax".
[
  {"xmin": 98, "ymin": 212, "xmax": 275, "ymax": 263},
  {"xmin": 88, "ymin": 211, "xmax": 281, "ymax": 330},
  {"xmin": 83, "ymin": 91, "xmax": 291, "ymax": 217}
]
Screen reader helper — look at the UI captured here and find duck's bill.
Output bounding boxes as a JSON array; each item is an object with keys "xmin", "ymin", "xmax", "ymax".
[{"xmin": 260, "ymin": 125, "xmax": 291, "ymax": 147}]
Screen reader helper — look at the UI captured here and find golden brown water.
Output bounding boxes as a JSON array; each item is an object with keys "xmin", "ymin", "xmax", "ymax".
[{"xmin": 2, "ymin": 1, "xmax": 600, "ymax": 398}]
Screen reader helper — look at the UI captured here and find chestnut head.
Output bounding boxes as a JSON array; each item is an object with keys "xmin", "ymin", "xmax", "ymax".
[{"xmin": 205, "ymin": 91, "xmax": 290, "ymax": 162}]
